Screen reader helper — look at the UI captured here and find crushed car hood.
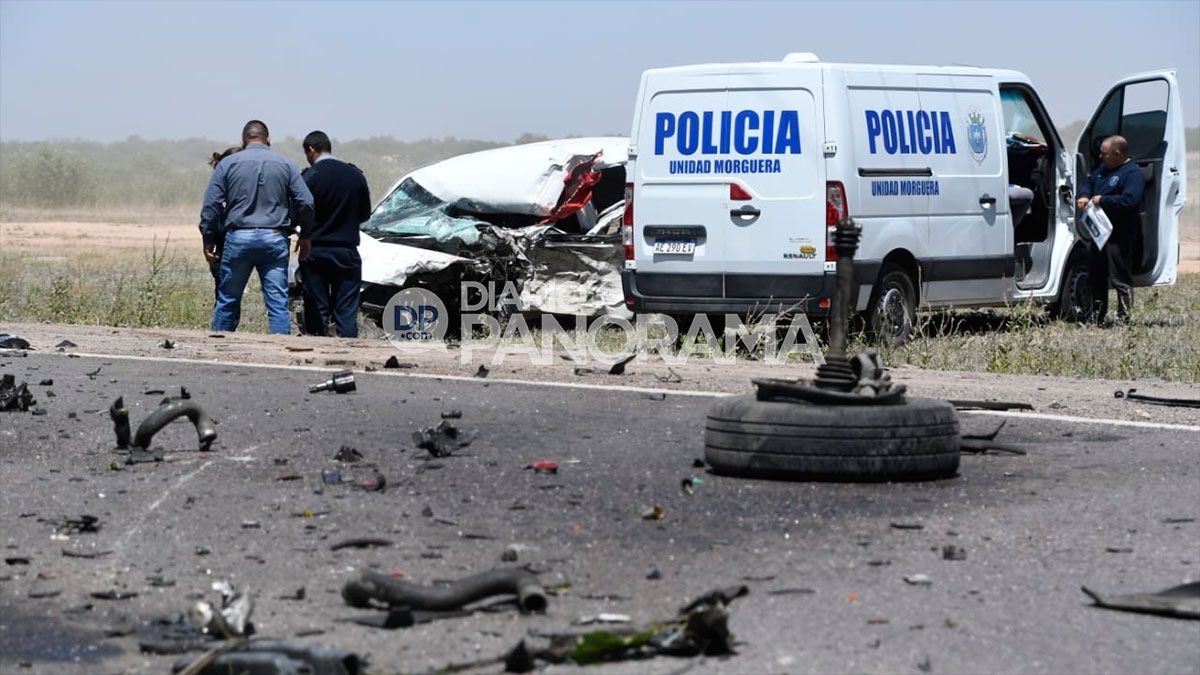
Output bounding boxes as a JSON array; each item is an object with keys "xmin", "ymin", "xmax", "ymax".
[{"xmin": 404, "ymin": 137, "xmax": 628, "ymax": 216}]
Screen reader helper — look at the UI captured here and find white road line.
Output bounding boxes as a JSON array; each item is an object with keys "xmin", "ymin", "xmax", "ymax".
[
  {"xmin": 105, "ymin": 441, "xmax": 273, "ymax": 581},
  {"xmin": 959, "ymin": 409, "xmax": 1200, "ymax": 432},
  {"xmin": 43, "ymin": 350, "xmax": 1200, "ymax": 432}
]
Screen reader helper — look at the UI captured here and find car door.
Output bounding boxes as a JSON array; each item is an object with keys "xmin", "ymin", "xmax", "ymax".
[
  {"xmin": 720, "ymin": 64, "xmax": 826, "ymax": 299},
  {"xmin": 1077, "ymin": 70, "xmax": 1187, "ymax": 286},
  {"xmin": 917, "ymin": 71, "xmax": 1010, "ymax": 304}
]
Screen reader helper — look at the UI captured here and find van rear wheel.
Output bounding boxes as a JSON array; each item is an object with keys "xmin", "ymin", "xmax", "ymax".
[
  {"xmin": 1050, "ymin": 252, "xmax": 1091, "ymax": 323},
  {"xmin": 868, "ymin": 263, "xmax": 917, "ymax": 346}
]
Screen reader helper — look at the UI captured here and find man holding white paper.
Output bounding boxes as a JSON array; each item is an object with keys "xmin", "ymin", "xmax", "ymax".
[{"xmin": 1075, "ymin": 135, "xmax": 1145, "ymax": 324}]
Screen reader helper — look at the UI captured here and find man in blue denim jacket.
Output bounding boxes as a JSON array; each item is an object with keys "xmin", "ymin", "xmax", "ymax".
[
  {"xmin": 200, "ymin": 120, "xmax": 314, "ymax": 334},
  {"xmin": 1075, "ymin": 135, "xmax": 1145, "ymax": 324}
]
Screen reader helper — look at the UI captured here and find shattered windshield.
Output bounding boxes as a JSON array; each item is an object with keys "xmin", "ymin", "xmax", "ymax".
[{"xmin": 362, "ymin": 177, "xmax": 482, "ymax": 244}]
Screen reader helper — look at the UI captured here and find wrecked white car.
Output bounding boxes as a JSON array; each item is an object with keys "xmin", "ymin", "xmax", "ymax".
[{"xmin": 356, "ymin": 137, "xmax": 630, "ymax": 328}]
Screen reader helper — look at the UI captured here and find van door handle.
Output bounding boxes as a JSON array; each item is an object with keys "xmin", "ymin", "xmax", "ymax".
[
  {"xmin": 730, "ymin": 205, "xmax": 761, "ymax": 218},
  {"xmin": 979, "ymin": 195, "xmax": 997, "ymax": 206}
]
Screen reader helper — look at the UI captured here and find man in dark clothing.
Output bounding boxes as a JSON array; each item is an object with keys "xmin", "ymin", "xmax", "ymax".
[
  {"xmin": 297, "ymin": 130, "xmax": 372, "ymax": 337},
  {"xmin": 200, "ymin": 120, "xmax": 314, "ymax": 334},
  {"xmin": 1076, "ymin": 135, "xmax": 1145, "ymax": 324}
]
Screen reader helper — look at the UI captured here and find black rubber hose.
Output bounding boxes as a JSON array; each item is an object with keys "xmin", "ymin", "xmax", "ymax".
[
  {"xmin": 133, "ymin": 399, "xmax": 217, "ymax": 451},
  {"xmin": 342, "ymin": 568, "xmax": 546, "ymax": 613}
]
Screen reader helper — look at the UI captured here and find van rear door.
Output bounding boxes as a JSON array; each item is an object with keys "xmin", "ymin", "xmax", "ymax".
[
  {"xmin": 721, "ymin": 65, "xmax": 826, "ymax": 299},
  {"xmin": 632, "ymin": 67, "xmax": 731, "ymax": 299},
  {"xmin": 1077, "ymin": 70, "xmax": 1187, "ymax": 286}
]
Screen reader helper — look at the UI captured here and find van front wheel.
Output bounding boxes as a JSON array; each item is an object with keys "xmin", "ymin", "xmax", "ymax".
[{"xmin": 868, "ymin": 264, "xmax": 917, "ymax": 346}]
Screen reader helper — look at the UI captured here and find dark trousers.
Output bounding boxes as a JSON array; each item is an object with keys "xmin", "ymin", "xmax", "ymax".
[
  {"xmin": 1088, "ymin": 229, "xmax": 1134, "ymax": 322},
  {"xmin": 300, "ymin": 246, "xmax": 362, "ymax": 337}
]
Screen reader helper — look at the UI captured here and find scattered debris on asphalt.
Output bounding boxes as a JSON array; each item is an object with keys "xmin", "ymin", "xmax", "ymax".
[
  {"xmin": 654, "ymin": 368, "xmax": 684, "ymax": 383},
  {"xmin": 359, "ymin": 472, "xmax": 387, "ymax": 492},
  {"xmin": 942, "ymin": 545, "xmax": 967, "ymax": 561},
  {"xmin": 502, "ymin": 585, "xmax": 748, "ymax": 671},
  {"xmin": 91, "ymin": 589, "xmax": 138, "ymax": 601},
  {"xmin": 960, "ymin": 421, "xmax": 1030, "ymax": 455},
  {"xmin": 330, "ymin": 537, "xmax": 394, "ymax": 552},
  {"xmin": 641, "ymin": 505, "xmax": 665, "ymax": 521},
  {"xmin": 160, "ymin": 339, "xmax": 176, "ymax": 350},
  {"xmin": 643, "ymin": 392, "xmax": 667, "ymax": 401},
  {"xmin": 62, "ymin": 548, "xmax": 112, "ymax": 559},
  {"xmin": 475, "ymin": 364, "xmax": 490, "ymax": 378},
  {"xmin": 1082, "ymin": 582, "xmax": 1200, "ymax": 620},
  {"xmin": 172, "ymin": 639, "xmax": 362, "ymax": 675},
  {"xmin": 890, "ymin": 522, "xmax": 924, "ymax": 530},
  {"xmin": 119, "ymin": 396, "xmax": 217, "ymax": 451},
  {"xmin": 309, "ymin": 369, "xmax": 356, "ymax": 394},
  {"xmin": 86, "ymin": 366, "xmax": 103, "ymax": 379},
  {"xmin": 904, "ymin": 574, "xmax": 933, "ymax": 586},
  {"xmin": 948, "ymin": 400, "xmax": 1034, "ymax": 411},
  {"xmin": 681, "ymin": 477, "xmax": 704, "ymax": 495},
  {"xmin": 55, "ymin": 339, "xmax": 78, "ymax": 350},
  {"xmin": 526, "ymin": 461, "xmax": 559, "ymax": 474},
  {"xmin": 333, "ymin": 445, "xmax": 363, "ymax": 462},
  {"xmin": 608, "ymin": 353, "xmax": 636, "ymax": 375},
  {"xmin": 343, "ymin": 567, "xmax": 547, "ymax": 615},
  {"xmin": 188, "ymin": 580, "xmax": 255, "ymax": 639},
  {"xmin": 573, "ymin": 355, "xmax": 638, "ymax": 376},
  {"xmin": 413, "ymin": 419, "xmax": 468, "ymax": 457},
  {"xmin": 440, "ymin": 409, "xmax": 463, "ymax": 419},
  {"xmin": 383, "ymin": 356, "xmax": 417, "ymax": 369},
  {"xmin": 0, "ymin": 374, "xmax": 36, "ymax": 412},
  {"xmin": 574, "ymin": 613, "xmax": 632, "ymax": 625},
  {"xmin": 1114, "ymin": 388, "xmax": 1200, "ymax": 409},
  {"xmin": 49, "ymin": 515, "xmax": 101, "ymax": 535},
  {"xmin": 0, "ymin": 333, "xmax": 32, "ymax": 350}
]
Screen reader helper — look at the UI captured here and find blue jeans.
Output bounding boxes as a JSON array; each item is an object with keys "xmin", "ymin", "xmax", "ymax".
[{"xmin": 212, "ymin": 229, "xmax": 290, "ymax": 334}]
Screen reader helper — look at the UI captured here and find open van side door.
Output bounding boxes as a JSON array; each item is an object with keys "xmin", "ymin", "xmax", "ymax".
[{"xmin": 1077, "ymin": 70, "xmax": 1186, "ymax": 286}]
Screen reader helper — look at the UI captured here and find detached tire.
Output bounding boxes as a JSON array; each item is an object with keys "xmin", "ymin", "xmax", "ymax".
[
  {"xmin": 867, "ymin": 263, "xmax": 917, "ymax": 346},
  {"xmin": 704, "ymin": 394, "xmax": 960, "ymax": 481}
]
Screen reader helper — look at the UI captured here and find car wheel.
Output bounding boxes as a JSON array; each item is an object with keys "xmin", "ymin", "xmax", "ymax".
[
  {"xmin": 1050, "ymin": 252, "xmax": 1091, "ymax": 323},
  {"xmin": 704, "ymin": 393, "xmax": 960, "ymax": 481},
  {"xmin": 867, "ymin": 263, "xmax": 917, "ymax": 346}
]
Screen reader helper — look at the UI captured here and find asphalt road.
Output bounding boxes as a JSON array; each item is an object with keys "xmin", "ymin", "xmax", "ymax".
[{"xmin": 0, "ymin": 352, "xmax": 1198, "ymax": 675}]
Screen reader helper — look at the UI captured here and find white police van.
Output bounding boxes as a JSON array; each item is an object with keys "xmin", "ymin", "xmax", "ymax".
[{"xmin": 620, "ymin": 53, "xmax": 1187, "ymax": 341}]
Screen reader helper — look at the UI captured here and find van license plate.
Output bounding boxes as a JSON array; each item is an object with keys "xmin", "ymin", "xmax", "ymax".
[{"xmin": 653, "ymin": 239, "xmax": 696, "ymax": 255}]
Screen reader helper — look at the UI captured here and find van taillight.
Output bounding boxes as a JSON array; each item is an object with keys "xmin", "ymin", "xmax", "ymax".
[
  {"xmin": 729, "ymin": 183, "xmax": 752, "ymax": 200},
  {"xmin": 622, "ymin": 183, "xmax": 635, "ymax": 260},
  {"xmin": 825, "ymin": 181, "xmax": 848, "ymax": 261}
]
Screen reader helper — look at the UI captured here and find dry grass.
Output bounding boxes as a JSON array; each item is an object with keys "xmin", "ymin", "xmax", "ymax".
[
  {"xmin": 847, "ymin": 276, "xmax": 1200, "ymax": 382},
  {"xmin": 0, "ymin": 241, "xmax": 271, "ymax": 333}
]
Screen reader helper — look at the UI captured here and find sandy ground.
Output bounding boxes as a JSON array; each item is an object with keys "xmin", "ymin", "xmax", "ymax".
[
  {"xmin": 2, "ymin": 322, "xmax": 1198, "ymax": 429},
  {"xmin": 0, "ymin": 221, "xmax": 199, "ymax": 258}
]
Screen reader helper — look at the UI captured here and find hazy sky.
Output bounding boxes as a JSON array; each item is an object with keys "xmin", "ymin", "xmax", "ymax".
[{"xmin": 1, "ymin": 0, "xmax": 1197, "ymax": 144}]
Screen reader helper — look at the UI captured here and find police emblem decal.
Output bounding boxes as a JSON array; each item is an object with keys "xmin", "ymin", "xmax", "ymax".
[
  {"xmin": 967, "ymin": 109, "xmax": 987, "ymax": 164},
  {"xmin": 1109, "ymin": 175, "xmax": 1119, "ymax": 187}
]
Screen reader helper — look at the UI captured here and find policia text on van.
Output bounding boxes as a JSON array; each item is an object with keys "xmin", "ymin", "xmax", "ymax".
[{"xmin": 620, "ymin": 53, "xmax": 1187, "ymax": 343}]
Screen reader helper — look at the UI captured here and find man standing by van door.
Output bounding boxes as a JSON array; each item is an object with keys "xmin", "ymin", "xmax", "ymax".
[
  {"xmin": 1076, "ymin": 135, "xmax": 1144, "ymax": 324},
  {"xmin": 296, "ymin": 130, "xmax": 371, "ymax": 337},
  {"xmin": 201, "ymin": 120, "xmax": 314, "ymax": 334}
]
